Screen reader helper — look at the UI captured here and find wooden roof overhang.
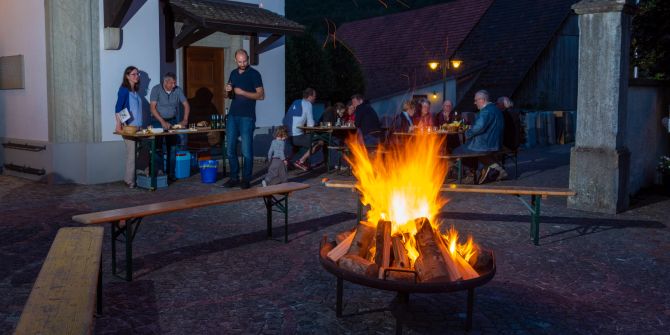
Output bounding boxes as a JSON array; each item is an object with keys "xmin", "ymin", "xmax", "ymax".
[{"xmin": 168, "ymin": 0, "xmax": 305, "ymax": 64}]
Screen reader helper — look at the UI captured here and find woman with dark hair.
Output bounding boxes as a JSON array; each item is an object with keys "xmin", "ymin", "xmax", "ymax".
[
  {"xmin": 413, "ymin": 98, "xmax": 434, "ymax": 128},
  {"xmin": 115, "ymin": 66, "xmax": 145, "ymax": 188}
]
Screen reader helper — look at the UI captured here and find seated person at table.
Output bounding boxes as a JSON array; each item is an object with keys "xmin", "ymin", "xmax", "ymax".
[
  {"xmin": 413, "ymin": 98, "xmax": 434, "ymax": 129},
  {"xmin": 390, "ymin": 100, "xmax": 416, "ymax": 134},
  {"xmin": 320, "ymin": 102, "xmax": 345, "ymax": 125},
  {"xmin": 342, "ymin": 101, "xmax": 356, "ymax": 125},
  {"xmin": 262, "ymin": 126, "xmax": 289, "ymax": 187},
  {"xmin": 434, "ymin": 99, "xmax": 456, "ymax": 127},
  {"xmin": 434, "ymin": 99, "xmax": 460, "ymax": 153},
  {"xmin": 295, "ymin": 102, "xmax": 347, "ymax": 168},
  {"xmin": 497, "ymin": 96, "xmax": 520, "ymax": 153},
  {"xmin": 352, "ymin": 94, "xmax": 382, "ymax": 146},
  {"xmin": 452, "ymin": 90, "xmax": 504, "ymax": 184},
  {"xmin": 282, "ymin": 88, "xmax": 316, "ymax": 171}
]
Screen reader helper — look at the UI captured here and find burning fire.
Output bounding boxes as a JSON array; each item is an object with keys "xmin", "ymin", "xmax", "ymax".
[{"xmin": 344, "ymin": 133, "xmax": 478, "ymax": 267}]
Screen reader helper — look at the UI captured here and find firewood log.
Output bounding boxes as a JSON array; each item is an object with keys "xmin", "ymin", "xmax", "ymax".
[
  {"xmin": 414, "ymin": 218, "xmax": 462, "ymax": 282},
  {"xmin": 381, "ymin": 266, "xmax": 417, "ymax": 282},
  {"xmin": 434, "ymin": 234, "xmax": 478, "ymax": 280},
  {"xmin": 327, "ymin": 232, "xmax": 354, "ymax": 262},
  {"xmin": 346, "ymin": 221, "xmax": 376, "ymax": 258},
  {"xmin": 338, "ymin": 255, "xmax": 379, "ymax": 277},
  {"xmin": 374, "ymin": 220, "xmax": 392, "ymax": 277},
  {"xmin": 391, "ymin": 236, "xmax": 411, "ymax": 269},
  {"xmin": 336, "ymin": 228, "xmax": 355, "ymax": 244}
]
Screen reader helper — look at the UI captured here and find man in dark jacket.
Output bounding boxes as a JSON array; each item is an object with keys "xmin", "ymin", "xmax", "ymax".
[{"xmin": 351, "ymin": 94, "xmax": 382, "ymax": 146}]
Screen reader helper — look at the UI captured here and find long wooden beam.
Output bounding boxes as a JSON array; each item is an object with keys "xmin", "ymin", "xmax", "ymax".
[{"xmin": 104, "ymin": 0, "xmax": 133, "ymax": 27}]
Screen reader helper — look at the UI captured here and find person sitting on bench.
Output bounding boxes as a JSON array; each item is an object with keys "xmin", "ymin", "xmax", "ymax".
[
  {"xmin": 452, "ymin": 90, "xmax": 504, "ymax": 184},
  {"xmin": 283, "ymin": 88, "xmax": 317, "ymax": 171}
]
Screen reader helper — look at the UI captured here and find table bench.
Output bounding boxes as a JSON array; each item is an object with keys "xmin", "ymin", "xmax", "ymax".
[
  {"xmin": 72, "ymin": 182, "xmax": 310, "ymax": 281},
  {"xmin": 323, "ymin": 180, "xmax": 575, "ymax": 245},
  {"xmin": 14, "ymin": 227, "xmax": 104, "ymax": 335}
]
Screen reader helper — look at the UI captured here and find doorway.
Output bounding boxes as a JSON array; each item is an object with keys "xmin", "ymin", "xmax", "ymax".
[{"xmin": 184, "ymin": 46, "xmax": 225, "ymax": 124}]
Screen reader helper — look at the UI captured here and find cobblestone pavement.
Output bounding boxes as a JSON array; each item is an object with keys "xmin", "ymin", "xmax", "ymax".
[{"xmin": 1, "ymin": 144, "xmax": 669, "ymax": 334}]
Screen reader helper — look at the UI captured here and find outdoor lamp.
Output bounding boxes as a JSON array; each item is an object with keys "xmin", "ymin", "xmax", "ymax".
[{"xmin": 427, "ymin": 58, "xmax": 463, "ymax": 103}]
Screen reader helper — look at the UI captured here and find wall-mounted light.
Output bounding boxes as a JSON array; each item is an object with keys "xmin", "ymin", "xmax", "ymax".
[{"xmin": 432, "ymin": 91, "xmax": 438, "ymax": 99}]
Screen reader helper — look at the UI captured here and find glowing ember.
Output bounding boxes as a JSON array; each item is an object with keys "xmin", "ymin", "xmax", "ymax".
[{"xmin": 344, "ymin": 133, "xmax": 478, "ymax": 266}]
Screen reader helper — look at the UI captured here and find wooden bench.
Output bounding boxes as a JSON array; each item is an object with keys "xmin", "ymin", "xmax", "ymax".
[
  {"xmin": 72, "ymin": 182, "xmax": 310, "ymax": 281},
  {"xmin": 14, "ymin": 227, "xmax": 104, "ymax": 335},
  {"xmin": 323, "ymin": 180, "xmax": 575, "ymax": 245}
]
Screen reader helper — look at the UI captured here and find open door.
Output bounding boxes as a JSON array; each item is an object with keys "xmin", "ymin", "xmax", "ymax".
[{"xmin": 184, "ymin": 46, "xmax": 225, "ymax": 124}]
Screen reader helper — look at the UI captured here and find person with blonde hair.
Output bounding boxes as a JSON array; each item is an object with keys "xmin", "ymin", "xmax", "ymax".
[{"xmin": 262, "ymin": 126, "xmax": 289, "ymax": 186}]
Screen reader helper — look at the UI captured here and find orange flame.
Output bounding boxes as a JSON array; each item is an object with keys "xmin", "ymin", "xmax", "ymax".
[
  {"xmin": 345, "ymin": 134, "xmax": 448, "ymax": 232},
  {"xmin": 345, "ymin": 134, "xmax": 452, "ymax": 263},
  {"xmin": 345, "ymin": 134, "xmax": 479, "ymax": 266},
  {"xmin": 443, "ymin": 225, "xmax": 478, "ymax": 263}
]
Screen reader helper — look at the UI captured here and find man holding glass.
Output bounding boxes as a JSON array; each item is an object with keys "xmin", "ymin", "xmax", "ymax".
[{"xmin": 222, "ymin": 49, "xmax": 264, "ymax": 189}]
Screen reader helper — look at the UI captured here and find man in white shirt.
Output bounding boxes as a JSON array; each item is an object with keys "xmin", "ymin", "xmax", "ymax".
[{"xmin": 282, "ymin": 88, "xmax": 316, "ymax": 170}]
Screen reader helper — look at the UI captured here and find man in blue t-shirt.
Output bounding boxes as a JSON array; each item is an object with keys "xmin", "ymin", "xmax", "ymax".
[{"xmin": 222, "ymin": 49, "xmax": 264, "ymax": 189}]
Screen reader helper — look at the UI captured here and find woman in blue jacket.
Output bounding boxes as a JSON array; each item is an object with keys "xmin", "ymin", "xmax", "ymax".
[{"xmin": 115, "ymin": 66, "xmax": 144, "ymax": 188}]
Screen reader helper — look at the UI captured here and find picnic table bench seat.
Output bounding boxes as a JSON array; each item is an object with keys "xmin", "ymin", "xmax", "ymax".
[
  {"xmin": 14, "ymin": 227, "xmax": 104, "ymax": 335},
  {"xmin": 72, "ymin": 182, "xmax": 310, "ymax": 281},
  {"xmin": 438, "ymin": 152, "xmax": 490, "ymax": 183},
  {"xmin": 323, "ymin": 180, "xmax": 575, "ymax": 245}
]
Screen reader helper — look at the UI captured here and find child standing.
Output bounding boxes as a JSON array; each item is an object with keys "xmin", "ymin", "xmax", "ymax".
[{"xmin": 262, "ymin": 126, "xmax": 289, "ymax": 186}]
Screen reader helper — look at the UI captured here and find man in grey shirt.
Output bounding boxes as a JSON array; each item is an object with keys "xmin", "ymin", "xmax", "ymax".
[{"xmin": 149, "ymin": 72, "xmax": 190, "ymax": 181}]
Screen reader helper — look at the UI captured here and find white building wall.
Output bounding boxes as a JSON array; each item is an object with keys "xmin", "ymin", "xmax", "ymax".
[
  {"xmin": 0, "ymin": 0, "xmax": 49, "ymax": 141},
  {"xmin": 99, "ymin": 0, "xmax": 161, "ymax": 142}
]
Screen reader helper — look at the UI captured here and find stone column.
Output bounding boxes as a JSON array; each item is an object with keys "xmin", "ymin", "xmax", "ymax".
[
  {"xmin": 45, "ymin": 0, "xmax": 101, "ymax": 143},
  {"xmin": 568, "ymin": 0, "xmax": 636, "ymax": 213}
]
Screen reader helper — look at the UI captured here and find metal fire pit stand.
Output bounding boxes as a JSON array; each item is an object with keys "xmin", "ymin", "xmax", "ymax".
[{"xmin": 320, "ymin": 237, "xmax": 496, "ymax": 333}]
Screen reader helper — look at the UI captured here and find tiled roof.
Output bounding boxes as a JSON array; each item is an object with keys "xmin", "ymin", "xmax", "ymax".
[
  {"xmin": 170, "ymin": 0, "xmax": 304, "ymax": 34},
  {"xmin": 337, "ymin": 0, "xmax": 494, "ymax": 100},
  {"xmin": 453, "ymin": 0, "xmax": 578, "ymax": 112}
]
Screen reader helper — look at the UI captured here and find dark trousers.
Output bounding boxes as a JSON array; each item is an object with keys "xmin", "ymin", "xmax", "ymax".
[{"xmin": 151, "ymin": 118, "xmax": 179, "ymax": 176}]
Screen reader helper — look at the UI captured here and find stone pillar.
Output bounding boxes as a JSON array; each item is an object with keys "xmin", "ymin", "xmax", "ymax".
[
  {"xmin": 568, "ymin": 0, "xmax": 636, "ymax": 213},
  {"xmin": 45, "ymin": 0, "xmax": 101, "ymax": 143}
]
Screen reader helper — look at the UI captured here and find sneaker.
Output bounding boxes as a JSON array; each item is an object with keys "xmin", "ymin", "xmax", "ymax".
[
  {"xmin": 496, "ymin": 168, "xmax": 509, "ymax": 181},
  {"xmin": 125, "ymin": 181, "xmax": 136, "ymax": 189},
  {"xmin": 478, "ymin": 167, "xmax": 492, "ymax": 184},
  {"xmin": 293, "ymin": 160, "xmax": 309, "ymax": 171},
  {"xmin": 221, "ymin": 179, "xmax": 239, "ymax": 188},
  {"xmin": 240, "ymin": 180, "xmax": 250, "ymax": 189},
  {"xmin": 261, "ymin": 180, "xmax": 267, "ymax": 187},
  {"xmin": 479, "ymin": 167, "xmax": 499, "ymax": 184}
]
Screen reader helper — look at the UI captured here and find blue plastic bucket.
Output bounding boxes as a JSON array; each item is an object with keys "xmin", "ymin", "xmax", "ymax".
[
  {"xmin": 199, "ymin": 160, "xmax": 218, "ymax": 183},
  {"xmin": 175, "ymin": 151, "xmax": 191, "ymax": 179}
]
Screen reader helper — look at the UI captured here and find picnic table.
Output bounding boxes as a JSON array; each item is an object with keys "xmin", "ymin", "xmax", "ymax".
[
  {"xmin": 116, "ymin": 127, "xmax": 226, "ymax": 189},
  {"xmin": 298, "ymin": 125, "xmax": 357, "ymax": 171}
]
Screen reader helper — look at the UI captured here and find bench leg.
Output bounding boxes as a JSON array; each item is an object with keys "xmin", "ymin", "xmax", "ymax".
[
  {"xmin": 97, "ymin": 254, "xmax": 103, "ymax": 314},
  {"xmin": 530, "ymin": 195, "xmax": 541, "ymax": 245},
  {"xmin": 111, "ymin": 218, "xmax": 142, "ymax": 281},
  {"xmin": 264, "ymin": 196, "xmax": 272, "ymax": 238},
  {"xmin": 457, "ymin": 159, "xmax": 463, "ymax": 183},
  {"xmin": 516, "ymin": 195, "xmax": 542, "ymax": 246},
  {"xmin": 264, "ymin": 194, "xmax": 290, "ymax": 243}
]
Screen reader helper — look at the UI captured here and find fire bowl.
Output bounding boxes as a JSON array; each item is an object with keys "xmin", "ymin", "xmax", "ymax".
[{"xmin": 319, "ymin": 236, "xmax": 496, "ymax": 331}]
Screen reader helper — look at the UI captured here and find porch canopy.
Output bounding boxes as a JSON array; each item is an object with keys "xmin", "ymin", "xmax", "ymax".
[{"xmin": 168, "ymin": 0, "xmax": 305, "ymax": 64}]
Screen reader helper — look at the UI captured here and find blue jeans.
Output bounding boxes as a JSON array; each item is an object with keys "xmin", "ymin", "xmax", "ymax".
[{"xmin": 226, "ymin": 115, "xmax": 255, "ymax": 181}]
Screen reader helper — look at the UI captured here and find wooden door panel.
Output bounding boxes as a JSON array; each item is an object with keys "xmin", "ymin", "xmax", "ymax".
[{"xmin": 185, "ymin": 46, "xmax": 224, "ymax": 123}]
